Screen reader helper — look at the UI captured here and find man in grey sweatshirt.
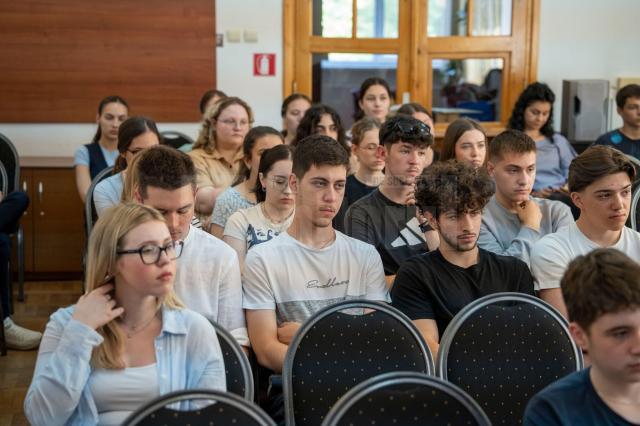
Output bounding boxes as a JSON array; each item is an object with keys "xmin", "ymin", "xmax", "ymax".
[{"xmin": 478, "ymin": 130, "xmax": 574, "ymax": 265}]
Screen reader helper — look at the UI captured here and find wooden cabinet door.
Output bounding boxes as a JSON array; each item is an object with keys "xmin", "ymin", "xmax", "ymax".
[{"xmin": 31, "ymin": 168, "xmax": 85, "ymax": 272}]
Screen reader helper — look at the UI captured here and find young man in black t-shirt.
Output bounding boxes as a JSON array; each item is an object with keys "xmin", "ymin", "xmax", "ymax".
[
  {"xmin": 594, "ymin": 84, "xmax": 640, "ymax": 159},
  {"xmin": 345, "ymin": 115, "xmax": 439, "ymax": 285},
  {"xmin": 391, "ymin": 161, "xmax": 535, "ymax": 356},
  {"xmin": 524, "ymin": 249, "xmax": 640, "ymax": 425}
]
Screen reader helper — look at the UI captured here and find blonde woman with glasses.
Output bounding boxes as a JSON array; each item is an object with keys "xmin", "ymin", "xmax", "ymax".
[
  {"xmin": 189, "ymin": 97, "xmax": 253, "ymax": 222},
  {"xmin": 24, "ymin": 203, "xmax": 225, "ymax": 426}
]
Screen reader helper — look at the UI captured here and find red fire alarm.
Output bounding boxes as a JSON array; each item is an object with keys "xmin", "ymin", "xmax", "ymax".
[{"xmin": 253, "ymin": 53, "xmax": 276, "ymax": 76}]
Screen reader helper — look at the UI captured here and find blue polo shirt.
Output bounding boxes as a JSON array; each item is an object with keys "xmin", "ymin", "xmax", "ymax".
[{"xmin": 595, "ymin": 129, "xmax": 640, "ymax": 160}]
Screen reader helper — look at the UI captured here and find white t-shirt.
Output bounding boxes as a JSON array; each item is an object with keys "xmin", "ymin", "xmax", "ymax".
[
  {"xmin": 223, "ymin": 203, "xmax": 294, "ymax": 253},
  {"xmin": 243, "ymin": 230, "xmax": 390, "ymax": 325},
  {"xmin": 175, "ymin": 225, "xmax": 248, "ymax": 345},
  {"xmin": 531, "ymin": 222, "xmax": 640, "ymax": 290}
]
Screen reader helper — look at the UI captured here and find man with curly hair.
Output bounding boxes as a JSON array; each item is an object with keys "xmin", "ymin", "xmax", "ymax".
[{"xmin": 391, "ymin": 160, "xmax": 535, "ymax": 355}]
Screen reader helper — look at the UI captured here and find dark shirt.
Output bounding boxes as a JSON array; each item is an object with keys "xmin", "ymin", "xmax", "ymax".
[
  {"xmin": 391, "ymin": 248, "xmax": 534, "ymax": 334},
  {"xmin": 345, "ymin": 188, "xmax": 428, "ymax": 275},
  {"xmin": 595, "ymin": 129, "xmax": 640, "ymax": 160},
  {"xmin": 334, "ymin": 175, "xmax": 378, "ymax": 233},
  {"xmin": 524, "ymin": 368, "xmax": 639, "ymax": 426}
]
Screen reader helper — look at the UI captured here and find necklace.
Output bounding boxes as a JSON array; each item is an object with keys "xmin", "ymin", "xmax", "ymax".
[
  {"xmin": 261, "ymin": 203, "xmax": 293, "ymax": 225},
  {"xmin": 118, "ymin": 311, "xmax": 158, "ymax": 339}
]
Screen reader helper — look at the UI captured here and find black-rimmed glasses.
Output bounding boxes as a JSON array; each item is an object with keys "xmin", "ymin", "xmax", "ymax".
[{"xmin": 117, "ymin": 241, "xmax": 184, "ymax": 265}]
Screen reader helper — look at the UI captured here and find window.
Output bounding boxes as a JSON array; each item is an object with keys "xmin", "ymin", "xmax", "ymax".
[{"xmin": 284, "ymin": 0, "xmax": 539, "ymax": 135}]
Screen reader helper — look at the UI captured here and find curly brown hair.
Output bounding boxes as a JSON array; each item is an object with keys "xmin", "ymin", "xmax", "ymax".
[
  {"xmin": 416, "ymin": 160, "xmax": 494, "ymax": 218},
  {"xmin": 561, "ymin": 248, "xmax": 640, "ymax": 331}
]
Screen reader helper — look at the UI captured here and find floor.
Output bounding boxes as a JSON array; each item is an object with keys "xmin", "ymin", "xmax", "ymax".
[{"xmin": 0, "ymin": 281, "xmax": 82, "ymax": 426}]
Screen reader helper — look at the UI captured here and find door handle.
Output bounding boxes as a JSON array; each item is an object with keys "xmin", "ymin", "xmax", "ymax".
[{"xmin": 38, "ymin": 182, "xmax": 44, "ymax": 216}]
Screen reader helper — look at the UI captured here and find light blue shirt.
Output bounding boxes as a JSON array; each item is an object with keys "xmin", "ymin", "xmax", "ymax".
[
  {"xmin": 73, "ymin": 145, "xmax": 119, "ymax": 168},
  {"xmin": 534, "ymin": 134, "xmax": 577, "ymax": 191},
  {"xmin": 24, "ymin": 305, "xmax": 226, "ymax": 426},
  {"xmin": 211, "ymin": 186, "xmax": 255, "ymax": 228},
  {"xmin": 93, "ymin": 172, "xmax": 124, "ymax": 216}
]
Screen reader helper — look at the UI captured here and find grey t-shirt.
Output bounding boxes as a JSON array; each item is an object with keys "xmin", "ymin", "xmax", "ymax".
[{"xmin": 478, "ymin": 196, "xmax": 574, "ymax": 265}]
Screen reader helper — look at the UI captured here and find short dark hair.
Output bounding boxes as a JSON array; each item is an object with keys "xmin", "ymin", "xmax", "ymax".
[
  {"xmin": 114, "ymin": 116, "xmax": 162, "ymax": 174},
  {"xmin": 379, "ymin": 114, "xmax": 433, "ymax": 148},
  {"xmin": 416, "ymin": 160, "xmax": 495, "ymax": 219},
  {"xmin": 440, "ymin": 117, "xmax": 486, "ymax": 162},
  {"xmin": 199, "ymin": 89, "xmax": 227, "ymax": 114},
  {"xmin": 396, "ymin": 102, "xmax": 432, "ymax": 118},
  {"xmin": 508, "ymin": 82, "xmax": 556, "ymax": 139},
  {"xmin": 488, "ymin": 129, "xmax": 536, "ymax": 162},
  {"xmin": 561, "ymin": 248, "xmax": 640, "ymax": 331},
  {"xmin": 568, "ymin": 145, "xmax": 635, "ymax": 193},
  {"xmin": 254, "ymin": 144, "xmax": 295, "ymax": 203},
  {"xmin": 293, "ymin": 104, "xmax": 347, "ymax": 147},
  {"xmin": 136, "ymin": 145, "xmax": 196, "ymax": 199},
  {"xmin": 616, "ymin": 84, "xmax": 640, "ymax": 109},
  {"xmin": 233, "ymin": 126, "xmax": 284, "ymax": 186},
  {"xmin": 292, "ymin": 134, "xmax": 349, "ymax": 179}
]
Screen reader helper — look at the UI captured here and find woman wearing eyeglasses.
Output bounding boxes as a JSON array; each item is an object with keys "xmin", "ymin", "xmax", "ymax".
[
  {"xmin": 440, "ymin": 117, "xmax": 487, "ymax": 168},
  {"xmin": 93, "ymin": 116, "xmax": 161, "ymax": 216},
  {"xmin": 24, "ymin": 203, "xmax": 226, "ymax": 426},
  {"xmin": 189, "ymin": 97, "xmax": 253, "ymax": 224},
  {"xmin": 209, "ymin": 126, "xmax": 284, "ymax": 239},
  {"xmin": 223, "ymin": 145, "xmax": 294, "ymax": 270}
]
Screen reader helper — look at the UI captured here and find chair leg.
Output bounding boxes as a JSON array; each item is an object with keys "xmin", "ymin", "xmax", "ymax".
[
  {"xmin": 17, "ymin": 226, "xmax": 24, "ymax": 302},
  {"xmin": 0, "ymin": 301, "xmax": 6, "ymax": 356},
  {"xmin": 7, "ymin": 261, "xmax": 13, "ymax": 316}
]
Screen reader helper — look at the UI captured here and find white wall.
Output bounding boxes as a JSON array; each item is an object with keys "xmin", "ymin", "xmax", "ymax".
[
  {"xmin": 3, "ymin": 0, "xmax": 638, "ymax": 156},
  {"xmin": 537, "ymin": 0, "xmax": 640, "ymax": 130},
  {"xmin": 0, "ymin": 0, "xmax": 284, "ymax": 158}
]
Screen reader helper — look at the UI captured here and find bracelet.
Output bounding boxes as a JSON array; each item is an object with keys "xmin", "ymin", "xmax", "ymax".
[{"xmin": 419, "ymin": 221, "xmax": 431, "ymax": 233}]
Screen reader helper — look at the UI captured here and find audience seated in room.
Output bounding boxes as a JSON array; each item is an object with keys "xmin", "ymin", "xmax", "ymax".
[
  {"xmin": 524, "ymin": 248, "xmax": 640, "ymax": 425},
  {"xmin": 93, "ymin": 116, "xmax": 161, "ymax": 216},
  {"xmin": 210, "ymin": 126, "xmax": 284, "ymax": 239},
  {"xmin": 24, "ymin": 203, "xmax": 225, "ymax": 426},
  {"xmin": 345, "ymin": 114, "xmax": 439, "ymax": 284},
  {"xmin": 391, "ymin": 160, "xmax": 535, "ymax": 356},
  {"xmin": 531, "ymin": 145, "xmax": 640, "ymax": 318},
  {"xmin": 189, "ymin": 97, "xmax": 253, "ymax": 223},
  {"xmin": 133, "ymin": 146, "xmax": 247, "ymax": 347},
  {"xmin": 595, "ymin": 83, "xmax": 640, "ymax": 160},
  {"xmin": 223, "ymin": 144, "xmax": 295, "ymax": 270},
  {"xmin": 479, "ymin": 129, "xmax": 574, "ymax": 264},
  {"xmin": 74, "ymin": 96, "xmax": 128, "ymax": 202}
]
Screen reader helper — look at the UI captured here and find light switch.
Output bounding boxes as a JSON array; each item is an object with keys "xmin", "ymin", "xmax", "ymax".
[
  {"xmin": 244, "ymin": 30, "xmax": 258, "ymax": 43},
  {"xmin": 226, "ymin": 29, "xmax": 242, "ymax": 43}
]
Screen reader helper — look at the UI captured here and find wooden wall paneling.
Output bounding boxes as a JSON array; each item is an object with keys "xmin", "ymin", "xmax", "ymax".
[{"xmin": 0, "ymin": 0, "xmax": 216, "ymax": 123}]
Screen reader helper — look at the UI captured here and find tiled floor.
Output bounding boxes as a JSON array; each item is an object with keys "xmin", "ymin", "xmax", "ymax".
[{"xmin": 0, "ymin": 281, "xmax": 81, "ymax": 426}]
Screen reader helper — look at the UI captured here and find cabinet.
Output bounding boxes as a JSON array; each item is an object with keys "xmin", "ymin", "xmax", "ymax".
[{"xmin": 16, "ymin": 158, "xmax": 85, "ymax": 276}]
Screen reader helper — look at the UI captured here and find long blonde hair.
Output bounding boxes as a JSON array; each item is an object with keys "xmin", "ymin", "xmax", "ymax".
[
  {"xmin": 120, "ymin": 154, "xmax": 142, "ymax": 203},
  {"xmin": 86, "ymin": 203, "xmax": 184, "ymax": 369},
  {"xmin": 193, "ymin": 96, "xmax": 254, "ymax": 154}
]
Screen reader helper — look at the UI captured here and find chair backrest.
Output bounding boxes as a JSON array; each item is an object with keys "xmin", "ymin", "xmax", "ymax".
[
  {"xmin": 631, "ymin": 183, "xmax": 640, "ymax": 231},
  {"xmin": 84, "ymin": 166, "xmax": 114, "ymax": 237},
  {"xmin": 437, "ymin": 292, "xmax": 583, "ymax": 426},
  {"xmin": 283, "ymin": 300, "xmax": 434, "ymax": 426},
  {"xmin": 0, "ymin": 133, "xmax": 20, "ymax": 192},
  {"xmin": 122, "ymin": 389, "xmax": 275, "ymax": 426},
  {"xmin": 322, "ymin": 371, "xmax": 491, "ymax": 426},
  {"xmin": 160, "ymin": 131, "xmax": 194, "ymax": 150},
  {"xmin": 208, "ymin": 319, "xmax": 254, "ymax": 401},
  {"xmin": 0, "ymin": 161, "xmax": 8, "ymax": 195}
]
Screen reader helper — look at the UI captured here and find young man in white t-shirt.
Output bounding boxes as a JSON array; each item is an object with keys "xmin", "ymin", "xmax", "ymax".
[
  {"xmin": 531, "ymin": 145, "xmax": 640, "ymax": 318},
  {"xmin": 134, "ymin": 145, "xmax": 247, "ymax": 346},
  {"xmin": 243, "ymin": 135, "xmax": 389, "ymax": 374}
]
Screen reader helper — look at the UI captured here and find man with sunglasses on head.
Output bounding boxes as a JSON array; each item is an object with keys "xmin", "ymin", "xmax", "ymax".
[
  {"xmin": 345, "ymin": 114, "xmax": 439, "ymax": 285},
  {"xmin": 133, "ymin": 145, "xmax": 247, "ymax": 347}
]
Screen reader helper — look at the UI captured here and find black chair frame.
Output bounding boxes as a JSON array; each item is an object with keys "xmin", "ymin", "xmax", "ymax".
[
  {"xmin": 631, "ymin": 184, "xmax": 640, "ymax": 231},
  {"xmin": 436, "ymin": 292, "xmax": 583, "ymax": 377},
  {"xmin": 283, "ymin": 299, "xmax": 435, "ymax": 426},
  {"xmin": 208, "ymin": 319, "xmax": 255, "ymax": 401},
  {"xmin": 160, "ymin": 130, "xmax": 195, "ymax": 150},
  {"xmin": 0, "ymin": 160, "xmax": 6, "ymax": 355},
  {"xmin": 84, "ymin": 166, "xmax": 114, "ymax": 238},
  {"xmin": 122, "ymin": 389, "xmax": 275, "ymax": 426},
  {"xmin": 321, "ymin": 371, "xmax": 491, "ymax": 426}
]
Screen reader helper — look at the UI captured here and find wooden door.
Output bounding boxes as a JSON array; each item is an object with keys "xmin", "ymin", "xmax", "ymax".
[{"xmin": 31, "ymin": 168, "xmax": 85, "ymax": 272}]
